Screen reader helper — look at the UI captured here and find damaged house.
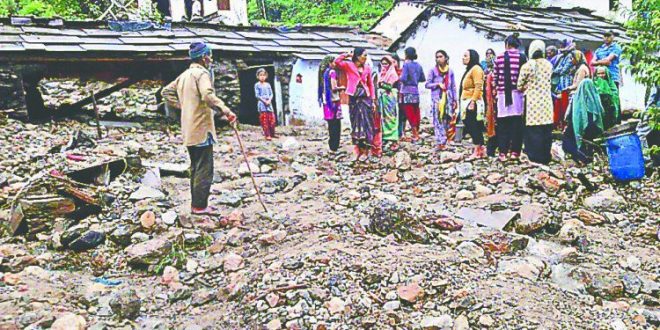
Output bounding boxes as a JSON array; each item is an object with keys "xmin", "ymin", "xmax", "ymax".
[
  {"xmin": 0, "ymin": 17, "xmax": 389, "ymax": 126},
  {"xmin": 371, "ymin": 0, "xmax": 646, "ymax": 116}
]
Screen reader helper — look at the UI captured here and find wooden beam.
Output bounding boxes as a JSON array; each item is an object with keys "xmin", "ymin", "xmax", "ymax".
[{"xmin": 59, "ymin": 77, "xmax": 139, "ymax": 112}]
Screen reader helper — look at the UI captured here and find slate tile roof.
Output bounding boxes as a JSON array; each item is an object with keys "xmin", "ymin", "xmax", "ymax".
[
  {"xmin": 0, "ymin": 17, "xmax": 390, "ymax": 61},
  {"xmin": 376, "ymin": 0, "xmax": 628, "ymax": 48}
]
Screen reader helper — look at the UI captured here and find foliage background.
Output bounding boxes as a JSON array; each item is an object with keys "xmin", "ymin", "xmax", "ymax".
[
  {"xmin": 623, "ymin": 0, "xmax": 659, "ymax": 154},
  {"xmin": 246, "ymin": 0, "xmax": 540, "ymax": 28}
]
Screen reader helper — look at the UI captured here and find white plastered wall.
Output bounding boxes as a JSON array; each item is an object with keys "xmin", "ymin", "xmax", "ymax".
[{"xmin": 396, "ymin": 14, "xmax": 502, "ymax": 117}]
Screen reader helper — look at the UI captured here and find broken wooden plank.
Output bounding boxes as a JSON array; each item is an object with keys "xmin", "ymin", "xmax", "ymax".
[
  {"xmin": 66, "ymin": 157, "xmax": 141, "ymax": 185},
  {"xmin": 97, "ymin": 120, "xmax": 143, "ymax": 129}
]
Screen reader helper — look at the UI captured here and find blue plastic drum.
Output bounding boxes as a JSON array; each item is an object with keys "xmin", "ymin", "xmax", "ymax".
[{"xmin": 605, "ymin": 132, "xmax": 645, "ymax": 181}]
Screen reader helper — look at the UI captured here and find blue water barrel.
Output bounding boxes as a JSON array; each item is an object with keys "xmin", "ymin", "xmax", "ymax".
[{"xmin": 605, "ymin": 132, "xmax": 645, "ymax": 181}]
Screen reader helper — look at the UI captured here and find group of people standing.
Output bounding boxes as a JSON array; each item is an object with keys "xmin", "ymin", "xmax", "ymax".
[{"xmin": 317, "ymin": 31, "xmax": 623, "ymax": 165}]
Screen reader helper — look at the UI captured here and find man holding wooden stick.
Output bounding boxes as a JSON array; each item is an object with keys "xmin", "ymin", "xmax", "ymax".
[{"xmin": 162, "ymin": 42, "xmax": 237, "ymax": 215}]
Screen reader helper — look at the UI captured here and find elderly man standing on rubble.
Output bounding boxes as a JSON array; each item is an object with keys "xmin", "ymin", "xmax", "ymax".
[{"xmin": 162, "ymin": 42, "xmax": 237, "ymax": 215}]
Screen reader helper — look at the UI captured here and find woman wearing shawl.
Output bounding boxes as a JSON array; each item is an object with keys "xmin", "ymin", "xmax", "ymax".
[
  {"xmin": 334, "ymin": 48, "xmax": 377, "ymax": 162},
  {"xmin": 562, "ymin": 78, "xmax": 605, "ymax": 164},
  {"xmin": 400, "ymin": 47, "xmax": 426, "ymax": 143},
  {"xmin": 594, "ymin": 66, "xmax": 621, "ymax": 130},
  {"xmin": 425, "ymin": 50, "xmax": 457, "ymax": 151},
  {"xmin": 552, "ymin": 39, "xmax": 577, "ymax": 130},
  {"xmin": 460, "ymin": 49, "xmax": 487, "ymax": 159},
  {"xmin": 493, "ymin": 33, "xmax": 526, "ymax": 162},
  {"xmin": 318, "ymin": 56, "xmax": 345, "ymax": 152},
  {"xmin": 480, "ymin": 48, "xmax": 496, "ymax": 74},
  {"xmin": 378, "ymin": 56, "xmax": 401, "ymax": 152},
  {"xmin": 566, "ymin": 50, "xmax": 591, "ymax": 92},
  {"xmin": 518, "ymin": 40, "xmax": 554, "ymax": 164}
]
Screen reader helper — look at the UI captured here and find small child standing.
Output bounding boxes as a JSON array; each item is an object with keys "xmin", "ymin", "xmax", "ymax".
[{"xmin": 255, "ymin": 68, "xmax": 276, "ymax": 140}]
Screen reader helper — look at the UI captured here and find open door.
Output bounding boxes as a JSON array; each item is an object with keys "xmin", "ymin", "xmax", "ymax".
[{"xmin": 238, "ymin": 65, "xmax": 277, "ymax": 126}]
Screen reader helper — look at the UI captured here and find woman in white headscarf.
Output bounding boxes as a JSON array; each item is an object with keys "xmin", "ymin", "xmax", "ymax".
[{"xmin": 518, "ymin": 40, "xmax": 554, "ymax": 164}]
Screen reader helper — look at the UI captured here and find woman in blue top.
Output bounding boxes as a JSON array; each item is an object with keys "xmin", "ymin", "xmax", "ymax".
[{"xmin": 399, "ymin": 47, "xmax": 426, "ymax": 143}]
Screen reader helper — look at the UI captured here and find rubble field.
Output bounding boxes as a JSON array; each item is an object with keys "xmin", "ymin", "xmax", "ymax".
[{"xmin": 0, "ymin": 82, "xmax": 658, "ymax": 330}]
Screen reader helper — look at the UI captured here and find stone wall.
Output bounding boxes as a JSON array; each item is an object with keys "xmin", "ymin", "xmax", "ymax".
[
  {"xmin": 211, "ymin": 59, "xmax": 241, "ymax": 112},
  {"xmin": 274, "ymin": 59, "xmax": 294, "ymax": 119},
  {"xmin": 0, "ymin": 65, "xmax": 26, "ymax": 112}
]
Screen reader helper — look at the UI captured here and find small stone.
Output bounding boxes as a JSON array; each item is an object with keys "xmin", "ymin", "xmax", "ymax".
[
  {"xmin": 420, "ymin": 314, "xmax": 453, "ymax": 329},
  {"xmin": 108, "ymin": 289, "xmax": 142, "ymax": 320},
  {"xmin": 386, "ymin": 291, "xmax": 398, "ymax": 300},
  {"xmin": 129, "ymin": 186, "xmax": 165, "ymax": 201},
  {"xmin": 397, "ymin": 282, "xmax": 424, "ymax": 303},
  {"xmin": 265, "ymin": 292, "xmax": 279, "ymax": 308},
  {"xmin": 389, "ymin": 271, "xmax": 400, "ymax": 284},
  {"xmin": 622, "ymin": 273, "xmax": 642, "ymax": 296},
  {"xmin": 161, "ymin": 266, "xmax": 179, "ymax": 286},
  {"xmin": 577, "ymin": 209, "xmax": 605, "ymax": 225},
  {"xmin": 486, "ymin": 173, "xmax": 504, "ymax": 185},
  {"xmin": 587, "ymin": 273, "xmax": 625, "ymax": 300},
  {"xmin": 456, "ymin": 241, "xmax": 484, "ymax": 259},
  {"xmin": 394, "ymin": 151, "xmax": 412, "ymax": 171},
  {"xmin": 474, "ymin": 184, "xmax": 493, "ymax": 198},
  {"xmin": 191, "ymin": 289, "xmax": 216, "ymax": 306},
  {"xmin": 455, "ymin": 163, "xmax": 473, "ymax": 179},
  {"xmin": 281, "ymin": 137, "xmax": 301, "ymax": 150},
  {"xmin": 186, "ymin": 259, "xmax": 198, "ymax": 273},
  {"xmin": 557, "ymin": 219, "xmax": 586, "ymax": 243},
  {"xmin": 611, "ymin": 319, "xmax": 627, "ymax": 330},
  {"xmin": 624, "ymin": 256, "xmax": 642, "ymax": 271},
  {"xmin": 583, "ymin": 189, "xmax": 626, "ymax": 211},
  {"xmin": 140, "ymin": 211, "xmax": 156, "ymax": 229},
  {"xmin": 168, "ymin": 286, "xmax": 193, "ymax": 303},
  {"xmin": 257, "ymin": 230, "xmax": 288, "ymax": 245},
  {"xmin": 453, "ymin": 314, "xmax": 469, "ymax": 330},
  {"xmin": 455, "ymin": 190, "xmax": 474, "ymax": 200},
  {"xmin": 162, "ymin": 210, "xmax": 178, "ymax": 225},
  {"xmin": 51, "ymin": 313, "xmax": 86, "ymax": 330},
  {"xmin": 383, "ymin": 169, "xmax": 399, "ymax": 183},
  {"xmin": 497, "ymin": 257, "xmax": 546, "ymax": 281},
  {"xmin": 325, "ymin": 297, "xmax": 346, "ymax": 315},
  {"xmin": 383, "ymin": 300, "xmax": 400, "ymax": 311},
  {"xmin": 266, "ymin": 318, "xmax": 282, "ymax": 330},
  {"xmin": 223, "ymin": 253, "xmax": 244, "ymax": 272},
  {"xmin": 238, "ymin": 162, "xmax": 260, "ymax": 176},
  {"xmin": 478, "ymin": 314, "xmax": 495, "ymax": 327},
  {"xmin": 515, "ymin": 203, "xmax": 549, "ymax": 234},
  {"xmin": 2, "ymin": 273, "xmax": 21, "ymax": 285}
]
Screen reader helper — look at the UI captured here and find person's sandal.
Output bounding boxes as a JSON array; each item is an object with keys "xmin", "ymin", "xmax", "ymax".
[{"xmin": 191, "ymin": 206, "xmax": 222, "ymax": 216}]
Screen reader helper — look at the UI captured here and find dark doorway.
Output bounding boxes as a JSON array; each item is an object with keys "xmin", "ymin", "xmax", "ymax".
[{"xmin": 238, "ymin": 65, "xmax": 277, "ymax": 126}]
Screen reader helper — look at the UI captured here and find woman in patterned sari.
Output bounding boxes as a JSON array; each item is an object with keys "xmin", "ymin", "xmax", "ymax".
[
  {"xmin": 378, "ymin": 55, "xmax": 400, "ymax": 152},
  {"xmin": 334, "ymin": 48, "xmax": 377, "ymax": 162}
]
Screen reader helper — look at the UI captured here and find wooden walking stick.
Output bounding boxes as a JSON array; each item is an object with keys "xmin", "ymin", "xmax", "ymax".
[{"xmin": 231, "ymin": 123, "xmax": 268, "ymax": 213}]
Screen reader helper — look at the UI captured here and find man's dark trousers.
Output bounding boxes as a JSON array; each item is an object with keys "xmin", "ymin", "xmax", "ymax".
[{"xmin": 187, "ymin": 144, "xmax": 213, "ymax": 209}]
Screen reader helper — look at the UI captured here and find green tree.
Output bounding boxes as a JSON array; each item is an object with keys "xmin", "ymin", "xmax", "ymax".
[
  {"xmin": 247, "ymin": 0, "xmax": 541, "ymax": 29},
  {"xmin": 0, "ymin": 0, "xmax": 86, "ymax": 18},
  {"xmin": 623, "ymin": 0, "xmax": 659, "ymax": 153}
]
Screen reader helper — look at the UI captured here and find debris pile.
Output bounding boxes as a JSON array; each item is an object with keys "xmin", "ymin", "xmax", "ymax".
[{"xmin": 0, "ymin": 83, "xmax": 658, "ymax": 328}]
